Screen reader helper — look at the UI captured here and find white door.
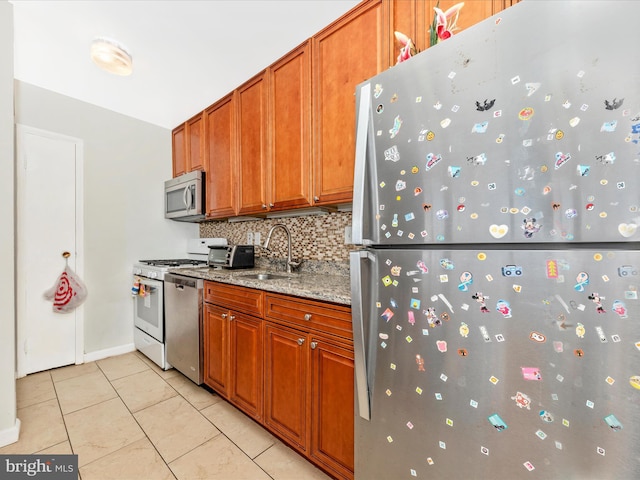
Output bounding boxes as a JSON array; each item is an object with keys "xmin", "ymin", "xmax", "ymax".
[{"xmin": 16, "ymin": 125, "xmax": 84, "ymax": 376}]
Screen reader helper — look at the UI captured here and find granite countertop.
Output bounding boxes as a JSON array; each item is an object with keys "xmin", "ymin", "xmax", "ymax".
[{"xmin": 171, "ymin": 266, "xmax": 351, "ymax": 306}]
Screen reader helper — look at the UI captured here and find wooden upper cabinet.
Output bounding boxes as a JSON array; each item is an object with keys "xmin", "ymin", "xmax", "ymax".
[
  {"xmin": 171, "ymin": 123, "xmax": 186, "ymax": 177},
  {"xmin": 186, "ymin": 112, "xmax": 204, "ymax": 172},
  {"xmin": 312, "ymin": 0, "xmax": 386, "ymax": 206},
  {"xmin": 387, "ymin": 0, "xmax": 517, "ymax": 64},
  {"xmin": 269, "ymin": 40, "xmax": 312, "ymax": 211},
  {"xmin": 205, "ymin": 93, "xmax": 237, "ymax": 218},
  {"xmin": 237, "ymin": 72, "xmax": 269, "ymax": 215}
]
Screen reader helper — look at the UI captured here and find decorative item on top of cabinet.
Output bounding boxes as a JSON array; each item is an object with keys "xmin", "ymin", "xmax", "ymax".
[
  {"xmin": 385, "ymin": 0, "xmax": 519, "ymax": 66},
  {"xmin": 205, "ymin": 93, "xmax": 238, "ymax": 219},
  {"xmin": 237, "ymin": 71, "xmax": 270, "ymax": 215},
  {"xmin": 312, "ymin": 0, "xmax": 386, "ymax": 207},
  {"xmin": 203, "ymin": 281, "xmax": 264, "ymax": 420}
]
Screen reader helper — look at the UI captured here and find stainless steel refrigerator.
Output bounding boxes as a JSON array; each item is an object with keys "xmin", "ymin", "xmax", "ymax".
[{"xmin": 350, "ymin": 1, "xmax": 640, "ymax": 478}]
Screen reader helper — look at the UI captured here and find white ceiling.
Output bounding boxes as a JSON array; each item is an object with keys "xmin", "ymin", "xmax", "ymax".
[{"xmin": 9, "ymin": 0, "xmax": 360, "ymax": 129}]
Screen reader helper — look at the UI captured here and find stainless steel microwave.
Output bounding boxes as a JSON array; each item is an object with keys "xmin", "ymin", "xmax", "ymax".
[{"xmin": 164, "ymin": 170, "xmax": 205, "ymax": 222}]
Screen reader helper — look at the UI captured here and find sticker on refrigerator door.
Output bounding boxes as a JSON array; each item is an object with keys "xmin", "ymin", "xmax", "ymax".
[
  {"xmin": 600, "ymin": 121, "xmax": 617, "ymax": 132},
  {"xmin": 472, "ymin": 293, "xmax": 490, "ymax": 313},
  {"xmin": 373, "ymin": 84, "xmax": 383, "ymax": 98},
  {"xmin": 467, "ymin": 152, "xmax": 487, "ymax": 165},
  {"xmin": 522, "ymin": 218, "xmax": 541, "ymax": 238},
  {"xmin": 629, "ymin": 376, "xmax": 640, "ymax": 390},
  {"xmin": 381, "ymin": 308, "xmax": 394, "ymax": 322},
  {"xmin": 488, "ymin": 413, "xmax": 507, "ymax": 431},
  {"xmin": 415, "ymin": 355, "xmax": 425, "ymax": 371},
  {"xmin": 425, "ymin": 153, "xmax": 443, "ymax": 171},
  {"xmin": 603, "ymin": 414, "xmax": 623, "ymax": 432},
  {"xmin": 618, "ymin": 223, "xmax": 638, "ymax": 238},
  {"xmin": 539, "ymin": 410, "xmax": 554, "ymax": 423},
  {"xmin": 522, "ymin": 367, "xmax": 542, "ymax": 381},
  {"xmin": 529, "ymin": 331, "xmax": 546, "ymax": 343},
  {"xmin": 612, "ymin": 300, "xmax": 628, "ymax": 318},
  {"xmin": 511, "ymin": 391, "xmax": 532, "ymax": 409},
  {"xmin": 489, "ymin": 224, "xmax": 508, "ymax": 238},
  {"xmin": 458, "ymin": 272, "xmax": 473, "ymax": 291},
  {"xmin": 471, "ymin": 121, "xmax": 489, "ymax": 133},
  {"xmin": 479, "ymin": 326, "xmax": 491, "ymax": 342},
  {"xmin": 389, "ymin": 116, "xmax": 403, "ymax": 138},
  {"xmin": 574, "ymin": 272, "xmax": 589, "ymax": 291},
  {"xmin": 589, "ymin": 294, "xmax": 606, "ymax": 314},
  {"xmin": 384, "ymin": 145, "xmax": 400, "ymax": 162},
  {"xmin": 496, "ymin": 300, "xmax": 512, "ymax": 318}
]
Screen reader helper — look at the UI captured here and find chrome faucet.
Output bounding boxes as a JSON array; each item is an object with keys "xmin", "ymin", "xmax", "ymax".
[{"xmin": 263, "ymin": 224, "xmax": 300, "ymax": 273}]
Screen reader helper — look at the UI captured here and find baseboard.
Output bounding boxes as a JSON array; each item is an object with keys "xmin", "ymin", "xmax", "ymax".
[
  {"xmin": 83, "ymin": 343, "xmax": 135, "ymax": 363},
  {"xmin": 0, "ymin": 418, "xmax": 21, "ymax": 448}
]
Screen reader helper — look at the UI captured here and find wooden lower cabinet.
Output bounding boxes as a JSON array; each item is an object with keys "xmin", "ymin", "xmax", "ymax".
[
  {"xmin": 310, "ymin": 336, "xmax": 355, "ymax": 480},
  {"xmin": 204, "ymin": 282, "xmax": 354, "ymax": 480},
  {"xmin": 203, "ymin": 303, "xmax": 230, "ymax": 397},
  {"xmin": 264, "ymin": 323, "xmax": 308, "ymax": 449},
  {"xmin": 203, "ymin": 290, "xmax": 263, "ymax": 420}
]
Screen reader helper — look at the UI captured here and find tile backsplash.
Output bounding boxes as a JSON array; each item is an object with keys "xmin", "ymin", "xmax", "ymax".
[{"xmin": 200, "ymin": 211, "xmax": 354, "ymax": 266}]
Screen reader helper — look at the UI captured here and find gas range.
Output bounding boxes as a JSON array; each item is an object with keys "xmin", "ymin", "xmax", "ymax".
[
  {"xmin": 133, "ymin": 259, "xmax": 206, "ymax": 280},
  {"xmin": 132, "ymin": 238, "xmax": 226, "ymax": 280}
]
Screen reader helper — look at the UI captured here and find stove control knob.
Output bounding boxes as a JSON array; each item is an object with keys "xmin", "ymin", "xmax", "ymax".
[
  {"xmin": 133, "ymin": 268, "xmax": 142, "ymax": 275},
  {"xmin": 150, "ymin": 271, "xmax": 157, "ymax": 279}
]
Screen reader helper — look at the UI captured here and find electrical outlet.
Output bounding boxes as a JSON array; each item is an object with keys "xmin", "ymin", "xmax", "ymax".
[
  {"xmin": 344, "ymin": 225, "xmax": 352, "ymax": 244},
  {"xmin": 247, "ymin": 232, "xmax": 254, "ymax": 245},
  {"xmin": 254, "ymin": 232, "xmax": 261, "ymax": 246}
]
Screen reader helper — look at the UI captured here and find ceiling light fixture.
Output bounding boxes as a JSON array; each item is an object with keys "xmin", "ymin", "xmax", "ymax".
[{"xmin": 90, "ymin": 37, "xmax": 133, "ymax": 76}]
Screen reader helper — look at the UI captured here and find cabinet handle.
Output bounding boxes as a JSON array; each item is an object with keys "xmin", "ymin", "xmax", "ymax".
[
  {"xmin": 229, "ymin": 315, "xmax": 235, "ymax": 321},
  {"xmin": 221, "ymin": 313, "xmax": 228, "ymax": 319},
  {"xmin": 304, "ymin": 313, "xmax": 312, "ymax": 321},
  {"xmin": 269, "ymin": 203, "xmax": 275, "ymax": 208},
  {"xmin": 297, "ymin": 338, "xmax": 305, "ymax": 346},
  {"xmin": 310, "ymin": 341, "xmax": 318, "ymax": 349},
  {"xmin": 262, "ymin": 204, "xmax": 267, "ymax": 209},
  {"xmin": 314, "ymin": 196, "xmax": 320, "ymax": 202}
]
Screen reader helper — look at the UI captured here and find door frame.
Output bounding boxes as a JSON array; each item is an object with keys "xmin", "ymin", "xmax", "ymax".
[{"xmin": 15, "ymin": 124, "xmax": 85, "ymax": 378}]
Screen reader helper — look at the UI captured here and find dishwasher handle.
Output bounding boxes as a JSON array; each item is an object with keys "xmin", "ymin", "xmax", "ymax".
[{"xmin": 164, "ymin": 273, "xmax": 201, "ymax": 289}]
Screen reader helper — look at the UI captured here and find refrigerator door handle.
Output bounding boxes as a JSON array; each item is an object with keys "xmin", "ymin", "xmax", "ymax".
[
  {"xmin": 352, "ymin": 82, "xmax": 371, "ymax": 246},
  {"xmin": 350, "ymin": 250, "xmax": 371, "ymax": 420}
]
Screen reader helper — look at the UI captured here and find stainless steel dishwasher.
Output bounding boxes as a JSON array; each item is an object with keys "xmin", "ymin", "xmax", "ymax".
[{"xmin": 164, "ymin": 273, "xmax": 203, "ymax": 385}]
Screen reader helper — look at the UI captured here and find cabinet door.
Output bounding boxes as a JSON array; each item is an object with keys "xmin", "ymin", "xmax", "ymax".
[
  {"xmin": 205, "ymin": 93, "xmax": 237, "ymax": 218},
  {"xmin": 186, "ymin": 112, "xmax": 204, "ymax": 172},
  {"xmin": 237, "ymin": 72, "xmax": 269, "ymax": 215},
  {"xmin": 230, "ymin": 312, "xmax": 263, "ymax": 420},
  {"xmin": 203, "ymin": 304, "xmax": 230, "ymax": 397},
  {"xmin": 312, "ymin": 0, "xmax": 386, "ymax": 206},
  {"xmin": 310, "ymin": 337, "xmax": 355, "ymax": 480},
  {"xmin": 269, "ymin": 40, "xmax": 312, "ymax": 211},
  {"xmin": 172, "ymin": 123, "xmax": 186, "ymax": 177},
  {"xmin": 264, "ymin": 323, "xmax": 308, "ymax": 450}
]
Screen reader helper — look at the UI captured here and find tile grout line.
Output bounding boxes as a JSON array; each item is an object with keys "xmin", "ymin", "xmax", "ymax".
[{"xmin": 93, "ymin": 359, "xmax": 179, "ymax": 479}]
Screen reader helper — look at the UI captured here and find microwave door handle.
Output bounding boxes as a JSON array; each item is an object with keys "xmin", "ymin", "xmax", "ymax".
[{"xmin": 184, "ymin": 185, "xmax": 193, "ymax": 212}]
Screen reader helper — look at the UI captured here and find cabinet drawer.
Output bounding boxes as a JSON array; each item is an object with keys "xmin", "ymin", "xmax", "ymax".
[
  {"xmin": 265, "ymin": 294, "xmax": 352, "ymax": 340},
  {"xmin": 204, "ymin": 281, "xmax": 264, "ymax": 317}
]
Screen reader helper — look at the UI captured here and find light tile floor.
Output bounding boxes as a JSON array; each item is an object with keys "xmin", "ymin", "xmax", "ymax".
[{"xmin": 1, "ymin": 351, "xmax": 332, "ymax": 480}]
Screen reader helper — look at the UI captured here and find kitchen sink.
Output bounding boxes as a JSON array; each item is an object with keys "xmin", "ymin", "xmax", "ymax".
[{"xmin": 240, "ymin": 273, "xmax": 290, "ymax": 281}]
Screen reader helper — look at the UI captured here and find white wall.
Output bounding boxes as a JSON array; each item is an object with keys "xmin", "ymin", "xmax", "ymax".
[
  {"xmin": 0, "ymin": 0, "xmax": 18, "ymax": 446},
  {"xmin": 14, "ymin": 81, "xmax": 198, "ymax": 355}
]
